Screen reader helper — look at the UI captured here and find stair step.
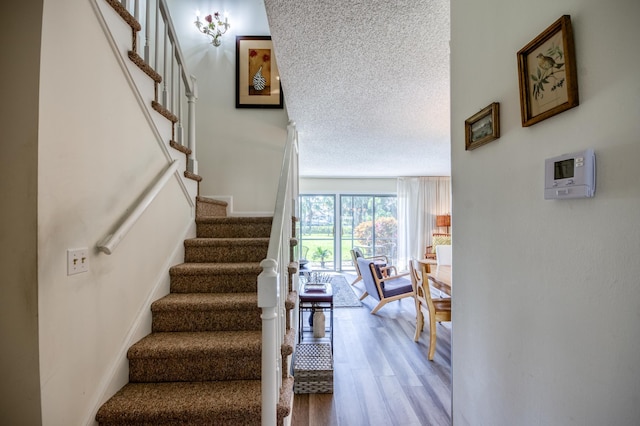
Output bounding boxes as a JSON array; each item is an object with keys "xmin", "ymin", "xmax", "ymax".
[
  {"xmin": 184, "ymin": 238, "xmax": 269, "ymax": 263},
  {"xmin": 128, "ymin": 331, "xmax": 261, "ymax": 382},
  {"xmin": 96, "ymin": 378, "xmax": 294, "ymax": 425},
  {"xmin": 151, "ymin": 293, "xmax": 261, "ymax": 332},
  {"xmin": 96, "ymin": 380, "xmax": 262, "ymax": 425},
  {"xmin": 169, "ymin": 262, "xmax": 261, "ymax": 293},
  {"xmin": 196, "ymin": 196, "xmax": 228, "ymax": 218},
  {"xmin": 196, "ymin": 216, "xmax": 272, "ymax": 238}
]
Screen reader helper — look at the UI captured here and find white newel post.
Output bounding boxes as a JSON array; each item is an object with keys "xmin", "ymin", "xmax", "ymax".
[
  {"xmin": 187, "ymin": 75, "xmax": 198, "ymax": 173},
  {"xmin": 258, "ymin": 258, "xmax": 279, "ymax": 426}
]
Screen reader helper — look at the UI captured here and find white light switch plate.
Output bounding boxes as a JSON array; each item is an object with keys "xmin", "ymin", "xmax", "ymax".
[{"xmin": 67, "ymin": 248, "xmax": 89, "ymax": 275}]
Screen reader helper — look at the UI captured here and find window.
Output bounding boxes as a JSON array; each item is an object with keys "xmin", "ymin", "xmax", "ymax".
[
  {"xmin": 298, "ymin": 194, "xmax": 397, "ymax": 271},
  {"xmin": 340, "ymin": 195, "xmax": 397, "ymax": 270},
  {"xmin": 298, "ymin": 195, "xmax": 335, "ymax": 270}
]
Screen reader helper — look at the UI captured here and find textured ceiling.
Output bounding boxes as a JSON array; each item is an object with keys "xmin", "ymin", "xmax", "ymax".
[{"xmin": 264, "ymin": 0, "xmax": 451, "ymax": 178}]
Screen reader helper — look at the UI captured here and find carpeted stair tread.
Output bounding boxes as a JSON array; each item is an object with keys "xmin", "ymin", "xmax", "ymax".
[
  {"xmin": 288, "ymin": 261, "xmax": 299, "ymax": 276},
  {"xmin": 152, "ymin": 292, "xmax": 258, "ymax": 311},
  {"xmin": 196, "ymin": 216, "xmax": 272, "ymax": 225},
  {"xmin": 196, "ymin": 196, "xmax": 228, "ymax": 207},
  {"xmin": 285, "ymin": 291, "xmax": 298, "ymax": 310},
  {"xmin": 185, "ymin": 237, "xmax": 270, "ymax": 246},
  {"xmin": 281, "ymin": 328, "xmax": 296, "ymax": 358},
  {"xmin": 95, "ymin": 380, "xmax": 264, "ymax": 425},
  {"xmin": 127, "ymin": 331, "xmax": 262, "ymax": 382},
  {"xmin": 280, "ymin": 332, "xmax": 294, "ymax": 379},
  {"xmin": 151, "ymin": 293, "xmax": 261, "ymax": 332},
  {"xmin": 196, "ymin": 216, "xmax": 272, "ymax": 238},
  {"xmin": 196, "ymin": 196, "xmax": 228, "ymax": 218},
  {"xmin": 169, "ymin": 262, "xmax": 262, "ymax": 275},
  {"xmin": 279, "ymin": 377, "xmax": 295, "ymax": 418},
  {"xmin": 184, "ymin": 238, "xmax": 269, "ymax": 263},
  {"xmin": 169, "ymin": 263, "xmax": 261, "ymax": 294},
  {"xmin": 128, "ymin": 330, "xmax": 261, "ymax": 358}
]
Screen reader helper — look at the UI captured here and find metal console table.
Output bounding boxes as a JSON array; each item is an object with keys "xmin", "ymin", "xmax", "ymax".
[{"xmin": 298, "ymin": 283, "xmax": 333, "ymax": 351}]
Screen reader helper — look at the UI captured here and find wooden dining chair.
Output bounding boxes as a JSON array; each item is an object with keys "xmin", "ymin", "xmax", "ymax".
[
  {"xmin": 409, "ymin": 259, "xmax": 451, "ymax": 361},
  {"xmin": 435, "ymin": 245, "xmax": 452, "ymax": 266}
]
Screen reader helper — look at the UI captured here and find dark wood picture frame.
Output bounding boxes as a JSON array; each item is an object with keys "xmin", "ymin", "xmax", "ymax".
[
  {"xmin": 235, "ymin": 36, "xmax": 283, "ymax": 109},
  {"xmin": 465, "ymin": 102, "xmax": 500, "ymax": 151},
  {"xmin": 517, "ymin": 15, "xmax": 578, "ymax": 127}
]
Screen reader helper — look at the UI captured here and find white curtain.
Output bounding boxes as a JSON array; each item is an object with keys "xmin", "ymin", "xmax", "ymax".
[{"xmin": 396, "ymin": 177, "xmax": 451, "ymax": 271}]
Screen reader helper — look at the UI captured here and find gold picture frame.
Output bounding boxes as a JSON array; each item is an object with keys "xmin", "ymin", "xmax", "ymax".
[
  {"xmin": 235, "ymin": 36, "xmax": 283, "ymax": 109},
  {"xmin": 517, "ymin": 15, "xmax": 579, "ymax": 127},
  {"xmin": 465, "ymin": 102, "xmax": 500, "ymax": 151}
]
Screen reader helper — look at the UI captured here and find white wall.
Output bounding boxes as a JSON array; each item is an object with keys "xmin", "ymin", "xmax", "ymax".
[
  {"xmin": 167, "ymin": 0, "xmax": 290, "ymax": 214},
  {"xmin": 37, "ymin": 0, "xmax": 195, "ymax": 424},
  {"xmin": 0, "ymin": 1, "xmax": 43, "ymax": 424},
  {"xmin": 451, "ymin": 1, "xmax": 640, "ymax": 425}
]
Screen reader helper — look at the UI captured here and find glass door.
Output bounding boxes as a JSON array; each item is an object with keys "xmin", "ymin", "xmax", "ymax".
[
  {"xmin": 298, "ymin": 195, "xmax": 335, "ymax": 271},
  {"xmin": 340, "ymin": 195, "xmax": 397, "ymax": 271}
]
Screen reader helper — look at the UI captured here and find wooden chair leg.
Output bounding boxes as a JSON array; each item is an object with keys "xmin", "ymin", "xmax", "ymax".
[
  {"xmin": 414, "ymin": 308, "xmax": 424, "ymax": 342},
  {"xmin": 428, "ymin": 312, "xmax": 437, "ymax": 361},
  {"xmin": 351, "ymin": 275, "xmax": 362, "ymax": 285},
  {"xmin": 358, "ymin": 291, "xmax": 368, "ymax": 301},
  {"xmin": 370, "ymin": 300, "xmax": 388, "ymax": 314}
]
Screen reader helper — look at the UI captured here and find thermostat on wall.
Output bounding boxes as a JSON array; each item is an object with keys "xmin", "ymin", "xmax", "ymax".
[{"xmin": 544, "ymin": 149, "xmax": 596, "ymax": 199}]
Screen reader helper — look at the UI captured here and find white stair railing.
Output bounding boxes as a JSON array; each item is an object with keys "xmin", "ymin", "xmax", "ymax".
[
  {"xmin": 119, "ymin": 0, "xmax": 198, "ymax": 173},
  {"xmin": 258, "ymin": 122, "xmax": 299, "ymax": 426}
]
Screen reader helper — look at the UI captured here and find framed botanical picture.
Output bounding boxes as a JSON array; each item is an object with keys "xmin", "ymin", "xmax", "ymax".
[
  {"xmin": 465, "ymin": 102, "xmax": 500, "ymax": 151},
  {"xmin": 236, "ymin": 36, "xmax": 283, "ymax": 109},
  {"xmin": 517, "ymin": 15, "xmax": 579, "ymax": 127}
]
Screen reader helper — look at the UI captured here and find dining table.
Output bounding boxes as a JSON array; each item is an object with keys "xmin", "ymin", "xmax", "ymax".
[{"xmin": 416, "ymin": 259, "xmax": 451, "ymax": 296}]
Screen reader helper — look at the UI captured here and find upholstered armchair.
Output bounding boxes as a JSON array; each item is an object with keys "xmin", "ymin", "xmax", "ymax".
[
  {"xmin": 356, "ymin": 257, "xmax": 414, "ymax": 314},
  {"xmin": 350, "ymin": 248, "xmax": 388, "ymax": 286}
]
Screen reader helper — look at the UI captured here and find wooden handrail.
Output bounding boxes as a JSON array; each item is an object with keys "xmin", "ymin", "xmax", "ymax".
[{"xmin": 97, "ymin": 160, "xmax": 179, "ymax": 254}]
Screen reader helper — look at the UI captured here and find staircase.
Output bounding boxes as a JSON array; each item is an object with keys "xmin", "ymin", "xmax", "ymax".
[
  {"xmin": 96, "ymin": 196, "xmax": 295, "ymax": 425},
  {"xmin": 94, "ymin": 2, "xmax": 298, "ymax": 423}
]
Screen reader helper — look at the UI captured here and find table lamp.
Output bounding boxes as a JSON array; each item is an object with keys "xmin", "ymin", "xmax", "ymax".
[{"xmin": 436, "ymin": 214, "xmax": 451, "ymax": 234}]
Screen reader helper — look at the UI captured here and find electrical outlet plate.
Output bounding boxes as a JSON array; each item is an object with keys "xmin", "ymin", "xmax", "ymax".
[{"xmin": 67, "ymin": 248, "xmax": 89, "ymax": 275}]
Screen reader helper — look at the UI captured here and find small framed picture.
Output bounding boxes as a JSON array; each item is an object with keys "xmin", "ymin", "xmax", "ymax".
[
  {"xmin": 235, "ymin": 36, "xmax": 283, "ymax": 109},
  {"xmin": 517, "ymin": 15, "xmax": 579, "ymax": 127},
  {"xmin": 465, "ymin": 102, "xmax": 500, "ymax": 151}
]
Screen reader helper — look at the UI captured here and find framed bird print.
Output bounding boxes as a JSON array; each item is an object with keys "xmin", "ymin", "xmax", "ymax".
[
  {"xmin": 517, "ymin": 15, "xmax": 578, "ymax": 127},
  {"xmin": 236, "ymin": 36, "xmax": 283, "ymax": 108}
]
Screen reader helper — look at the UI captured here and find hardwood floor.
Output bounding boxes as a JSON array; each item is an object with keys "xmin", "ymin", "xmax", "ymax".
[{"xmin": 291, "ymin": 273, "xmax": 452, "ymax": 426}]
